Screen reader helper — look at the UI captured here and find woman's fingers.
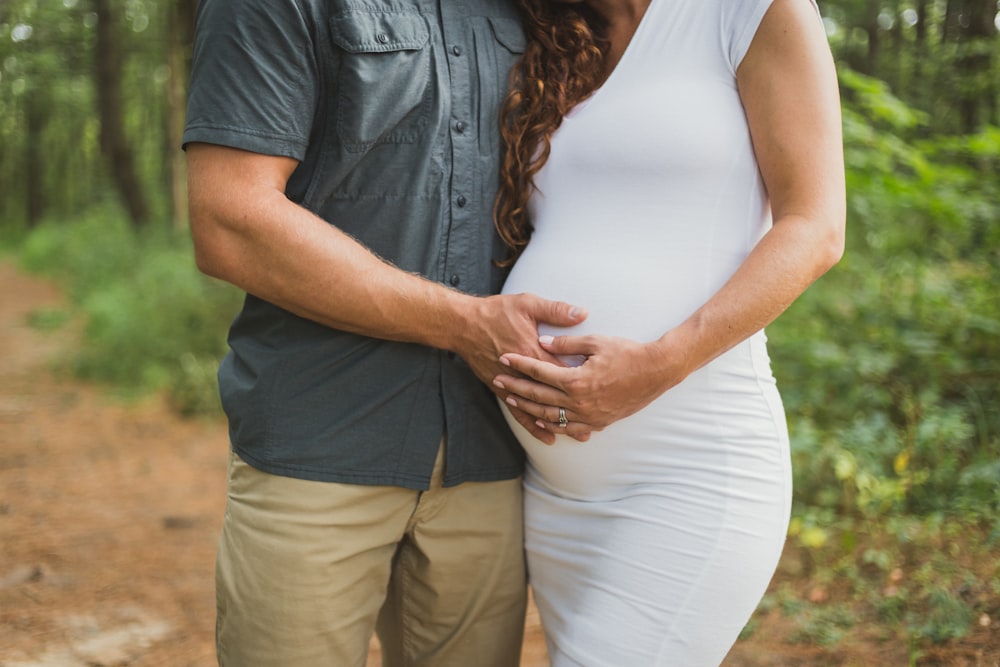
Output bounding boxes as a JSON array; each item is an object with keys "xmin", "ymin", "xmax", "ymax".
[
  {"xmin": 505, "ymin": 402, "xmax": 556, "ymax": 445},
  {"xmin": 494, "ymin": 372, "xmax": 594, "ymax": 442},
  {"xmin": 503, "ymin": 391, "xmax": 592, "ymax": 442},
  {"xmin": 493, "ymin": 369, "xmax": 567, "ymax": 409}
]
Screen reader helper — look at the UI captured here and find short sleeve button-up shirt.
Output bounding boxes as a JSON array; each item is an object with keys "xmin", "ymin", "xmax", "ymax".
[{"xmin": 183, "ymin": 0, "xmax": 527, "ymax": 489}]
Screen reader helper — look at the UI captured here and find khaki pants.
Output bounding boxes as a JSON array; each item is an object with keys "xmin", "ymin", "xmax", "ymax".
[{"xmin": 215, "ymin": 447, "xmax": 526, "ymax": 667}]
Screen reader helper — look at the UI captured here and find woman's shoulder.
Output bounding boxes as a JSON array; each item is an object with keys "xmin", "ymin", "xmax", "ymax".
[
  {"xmin": 716, "ymin": 0, "xmax": 778, "ymax": 71},
  {"xmin": 659, "ymin": 0, "xmax": 776, "ymax": 42}
]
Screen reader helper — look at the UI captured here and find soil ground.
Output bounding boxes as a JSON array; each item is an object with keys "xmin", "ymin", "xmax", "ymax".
[{"xmin": 1, "ymin": 260, "xmax": 997, "ymax": 666}]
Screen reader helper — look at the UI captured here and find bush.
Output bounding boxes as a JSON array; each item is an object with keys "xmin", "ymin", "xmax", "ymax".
[
  {"xmin": 16, "ymin": 211, "xmax": 241, "ymax": 414},
  {"xmin": 771, "ymin": 68, "xmax": 1000, "ymax": 524}
]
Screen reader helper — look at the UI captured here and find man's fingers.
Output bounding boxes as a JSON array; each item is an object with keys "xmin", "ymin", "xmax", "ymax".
[
  {"xmin": 499, "ymin": 353, "xmax": 568, "ymax": 388},
  {"xmin": 538, "ymin": 334, "xmax": 597, "ymax": 360},
  {"xmin": 530, "ymin": 296, "xmax": 587, "ymax": 328},
  {"xmin": 500, "ymin": 384, "xmax": 595, "ymax": 443}
]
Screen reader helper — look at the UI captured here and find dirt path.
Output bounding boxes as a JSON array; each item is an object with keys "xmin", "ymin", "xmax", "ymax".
[{"xmin": 0, "ymin": 261, "xmax": 229, "ymax": 666}]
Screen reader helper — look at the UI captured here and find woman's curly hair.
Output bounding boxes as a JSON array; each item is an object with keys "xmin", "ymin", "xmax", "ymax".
[{"xmin": 494, "ymin": 1, "xmax": 609, "ymax": 266}]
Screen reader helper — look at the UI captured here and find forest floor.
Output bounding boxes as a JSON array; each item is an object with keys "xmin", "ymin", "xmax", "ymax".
[{"xmin": 0, "ymin": 259, "xmax": 997, "ymax": 667}]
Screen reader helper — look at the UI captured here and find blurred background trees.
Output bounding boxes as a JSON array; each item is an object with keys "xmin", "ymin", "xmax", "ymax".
[
  {"xmin": 0, "ymin": 0, "xmax": 996, "ymax": 225},
  {"xmin": 1, "ymin": 0, "xmax": 195, "ymax": 228}
]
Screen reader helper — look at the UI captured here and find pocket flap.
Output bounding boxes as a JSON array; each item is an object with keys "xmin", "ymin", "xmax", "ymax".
[
  {"xmin": 330, "ymin": 10, "xmax": 429, "ymax": 53},
  {"xmin": 488, "ymin": 16, "xmax": 526, "ymax": 54}
]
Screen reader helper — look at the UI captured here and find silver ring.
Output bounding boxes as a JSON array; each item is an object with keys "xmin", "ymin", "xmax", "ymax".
[{"xmin": 558, "ymin": 407, "xmax": 568, "ymax": 428}]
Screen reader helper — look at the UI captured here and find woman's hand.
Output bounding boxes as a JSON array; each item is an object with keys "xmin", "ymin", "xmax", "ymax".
[
  {"xmin": 453, "ymin": 294, "xmax": 591, "ymax": 445},
  {"xmin": 493, "ymin": 332, "xmax": 689, "ymax": 440}
]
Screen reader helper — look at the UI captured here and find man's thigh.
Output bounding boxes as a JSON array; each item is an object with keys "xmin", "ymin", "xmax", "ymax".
[
  {"xmin": 215, "ymin": 453, "xmax": 417, "ymax": 667},
  {"xmin": 377, "ymin": 468, "xmax": 527, "ymax": 667}
]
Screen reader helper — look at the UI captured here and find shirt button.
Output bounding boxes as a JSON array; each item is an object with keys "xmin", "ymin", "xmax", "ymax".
[
  {"xmin": 376, "ymin": 33, "xmax": 389, "ymax": 43},
  {"xmin": 455, "ymin": 121, "xmax": 466, "ymax": 133},
  {"xmin": 452, "ymin": 45, "xmax": 461, "ymax": 56},
  {"xmin": 449, "ymin": 274, "xmax": 461, "ymax": 286},
  {"xmin": 456, "ymin": 195, "xmax": 467, "ymax": 207}
]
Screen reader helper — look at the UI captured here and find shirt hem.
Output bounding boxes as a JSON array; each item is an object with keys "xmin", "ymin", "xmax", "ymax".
[
  {"xmin": 234, "ymin": 446, "xmax": 523, "ymax": 491},
  {"xmin": 182, "ymin": 124, "xmax": 309, "ymax": 161}
]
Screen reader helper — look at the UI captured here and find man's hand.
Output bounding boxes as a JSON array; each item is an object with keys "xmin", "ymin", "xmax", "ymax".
[{"xmin": 450, "ymin": 293, "xmax": 590, "ymax": 445}]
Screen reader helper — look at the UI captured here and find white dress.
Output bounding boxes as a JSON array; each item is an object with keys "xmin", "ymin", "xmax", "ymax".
[{"xmin": 500, "ymin": 0, "xmax": 799, "ymax": 664}]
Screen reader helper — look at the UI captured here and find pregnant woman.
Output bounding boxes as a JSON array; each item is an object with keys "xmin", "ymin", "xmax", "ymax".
[{"xmin": 492, "ymin": 0, "xmax": 845, "ymax": 664}]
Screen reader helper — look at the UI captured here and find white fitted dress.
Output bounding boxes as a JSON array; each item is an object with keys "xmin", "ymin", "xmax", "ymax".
[{"xmin": 500, "ymin": 0, "xmax": 798, "ymax": 664}]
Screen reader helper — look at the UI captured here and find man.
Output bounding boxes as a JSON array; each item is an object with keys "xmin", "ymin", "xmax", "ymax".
[{"xmin": 182, "ymin": 1, "xmax": 587, "ymax": 665}]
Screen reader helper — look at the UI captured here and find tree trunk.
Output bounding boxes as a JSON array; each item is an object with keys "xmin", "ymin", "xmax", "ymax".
[
  {"xmin": 914, "ymin": 0, "xmax": 928, "ymax": 84},
  {"xmin": 969, "ymin": 0, "xmax": 997, "ymax": 127},
  {"xmin": 954, "ymin": 0, "xmax": 997, "ymax": 132},
  {"xmin": 24, "ymin": 89, "xmax": 48, "ymax": 227},
  {"xmin": 864, "ymin": 0, "xmax": 881, "ymax": 76},
  {"xmin": 93, "ymin": 0, "xmax": 150, "ymax": 227},
  {"xmin": 889, "ymin": 0, "xmax": 905, "ymax": 93},
  {"xmin": 942, "ymin": 0, "xmax": 957, "ymax": 41},
  {"xmin": 165, "ymin": 0, "xmax": 197, "ymax": 229}
]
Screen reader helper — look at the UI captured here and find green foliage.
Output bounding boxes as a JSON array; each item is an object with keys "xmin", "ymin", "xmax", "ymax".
[
  {"xmin": 821, "ymin": 1, "xmax": 999, "ymax": 135},
  {"xmin": 773, "ymin": 68, "xmax": 1000, "ymax": 527},
  {"xmin": 910, "ymin": 587, "xmax": 975, "ymax": 644},
  {"xmin": 756, "ymin": 514, "xmax": 998, "ymax": 656},
  {"xmin": 26, "ymin": 307, "xmax": 72, "ymax": 332},
  {"xmin": 20, "ymin": 207, "xmax": 138, "ymax": 301},
  {"xmin": 16, "ymin": 210, "xmax": 242, "ymax": 415},
  {"xmin": 789, "ymin": 606, "xmax": 855, "ymax": 647},
  {"xmin": 1, "ymin": 0, "xmax": 185, "ymax": 226},
  {"xmin": 169, "ymin": 353, "xmax": 225, "ymax": 417},
  {"xmin": 760, "ymin": 67, "xmax": 999, "ymax": 654}
]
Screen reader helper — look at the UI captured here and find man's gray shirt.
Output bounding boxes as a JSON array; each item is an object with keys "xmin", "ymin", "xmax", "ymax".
[{"xmin": 183, "ymin": 0, "xmax": 527, "ymax": 489}]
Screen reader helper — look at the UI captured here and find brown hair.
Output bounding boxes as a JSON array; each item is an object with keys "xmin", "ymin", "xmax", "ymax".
[{"xmin": 494, "ymin": 1, "xmax": 609, "ymax": 266}]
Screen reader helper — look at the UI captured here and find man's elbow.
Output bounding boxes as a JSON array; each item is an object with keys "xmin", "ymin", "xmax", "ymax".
[{"xmin": 189, "ymin": 206, "xmax": 236, "ymax": 282}]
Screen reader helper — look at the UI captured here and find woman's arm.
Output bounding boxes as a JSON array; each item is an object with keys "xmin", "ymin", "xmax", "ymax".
[{"xmin": 493, "ymin": 0, "xmax": 845, "ymax": 437}]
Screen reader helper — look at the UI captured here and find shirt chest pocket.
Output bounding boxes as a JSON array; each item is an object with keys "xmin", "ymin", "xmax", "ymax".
[{"xmin": 329, "ymin": 9, "xmax": 431, "ymax": 153}]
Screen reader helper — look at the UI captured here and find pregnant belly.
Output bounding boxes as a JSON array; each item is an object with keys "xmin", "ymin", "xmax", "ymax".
[
  {"xmin": 500, "ymin": 237, "xmax": 741, "ymax": 343},
  {"xmin": 500, "ymin": 333, "xmax": 785, "ymax": 502},
  {"xmin": 500, "ymin": 372, "xmax": 715, "ymax": 501}
]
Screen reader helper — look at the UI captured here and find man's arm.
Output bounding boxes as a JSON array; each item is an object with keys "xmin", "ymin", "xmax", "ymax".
[{"xmin": 187, "ymin": 142, "xmax": 588, "ymax": 443}]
